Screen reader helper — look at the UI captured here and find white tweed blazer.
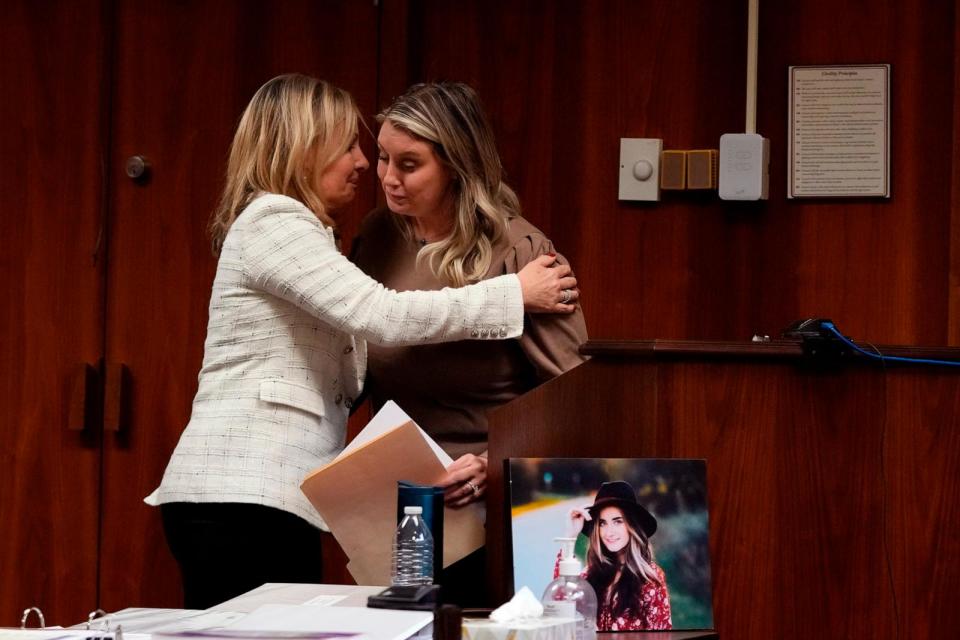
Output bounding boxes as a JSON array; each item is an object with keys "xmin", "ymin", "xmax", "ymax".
[{"xmin": 145, "ymin": 193, "xmax": 524, "ymax": 528}]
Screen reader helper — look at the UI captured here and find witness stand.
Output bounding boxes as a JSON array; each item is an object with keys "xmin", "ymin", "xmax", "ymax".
[{"xmin": 486, "ymin": 339, "xmax": 960, "ymax": 640}]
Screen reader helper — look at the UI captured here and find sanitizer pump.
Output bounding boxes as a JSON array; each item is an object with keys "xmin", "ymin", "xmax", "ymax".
[{"xmin": 541, "ymin": 538, "xmax": 598, "ymax": 640}]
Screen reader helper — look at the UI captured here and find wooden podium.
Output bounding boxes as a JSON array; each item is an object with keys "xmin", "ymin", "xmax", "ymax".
[{"xmin": 486, "ymin": 339, "xmax": 960, "ymax": 640}]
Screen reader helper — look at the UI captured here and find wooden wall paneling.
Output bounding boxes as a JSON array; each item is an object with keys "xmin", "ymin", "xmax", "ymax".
[
  {"xmin": 950, "ymin": 2, "xmax": 960, "ymax": 346},
  {"xmin": 98, "ymin": 0, "xmax": 380, "ymax": 608},
  {"xmin": 780, "ymin": 369, "xmax": 895, "ymax": 636},
  {"xmin": 377, "ymin": 0, "xmax": 411, "ymax": 114},
  {"xmin": 755, "ymin": 0, "xmax": 956, "ymax": 347},
  {"xmin": 382, "ymin": 0, "xmax": 752, "ymax": 341},
  {"xmin": 659, "ymin": 356, "xmax": 960, "ymax": 638},
  {"xmin": 664, "ymin": 363, "xmax": 895, "ymax": 636},
  {"xmin": 884, "ymin": 369, "xmax": 960, "ymax": 638},
  {"xmin": 386, "ymin": 0, "xmax": 959, "ymax": 347},
  {"xmin": 487, "ymin": 348, "xmax": 960, "ymax": 638},
  {"xmin": 0, "ymin": 0, "xmax": 109, "ymax": 625},
  {"xmin": 655, "ymin": 362, "xmax": 780, "ymax": 637}
]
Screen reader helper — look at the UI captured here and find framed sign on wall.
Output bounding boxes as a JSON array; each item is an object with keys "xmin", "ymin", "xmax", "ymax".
[{"xmin": 788, "ymin": 64, "xmax": 891, "ymax": 198}]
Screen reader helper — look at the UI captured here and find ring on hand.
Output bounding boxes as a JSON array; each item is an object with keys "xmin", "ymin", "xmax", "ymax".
[
  {"xmin": 560, "ymin": 289, "xmax": 572, "ymax": 305},
  {"xmin": 466, "ymin": 480, "xmax": 480, "ymax": 496}
]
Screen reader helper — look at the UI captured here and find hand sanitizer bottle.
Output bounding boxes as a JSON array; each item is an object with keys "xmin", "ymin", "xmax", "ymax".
[{"xmin": 541, "ymin": 537, "xmax": 597, "ymax": 640}]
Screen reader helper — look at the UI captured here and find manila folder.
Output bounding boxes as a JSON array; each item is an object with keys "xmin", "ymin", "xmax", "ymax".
[{"xmin": 300, "ymin": 420, "xmax": 483, "ymax": 584}]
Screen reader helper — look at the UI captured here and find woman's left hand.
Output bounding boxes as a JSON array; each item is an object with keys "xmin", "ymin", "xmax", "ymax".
[
  {"xmin": 567, "ymin": 507, "xmax": 592, "ymax": 538},
  {"xmin": 517, "ymin": 255, "xmax": 579, "ymax": 314},
  {"xmin": 440, "ymin": 453, "xmax": 487, "ymax": 508}
]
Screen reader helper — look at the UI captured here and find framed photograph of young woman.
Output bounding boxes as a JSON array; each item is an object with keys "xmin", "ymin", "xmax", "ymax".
[{"xmin": 507, "ymin": 457, "xmax": 713, "ymax": 631}]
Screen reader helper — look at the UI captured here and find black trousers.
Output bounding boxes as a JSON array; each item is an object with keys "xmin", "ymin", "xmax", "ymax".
[{"xmin": 161, "ymin": 502, "xmax": 323, "ymax": 609}]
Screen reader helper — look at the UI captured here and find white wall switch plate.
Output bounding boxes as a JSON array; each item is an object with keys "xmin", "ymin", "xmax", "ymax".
[
  {"xmin": 619, "ymin": 138, "xmax": 662, "ymax": 202},
  {"xmin": 718, "ymin": 133, "xmax": 769, "ymax": 200}
]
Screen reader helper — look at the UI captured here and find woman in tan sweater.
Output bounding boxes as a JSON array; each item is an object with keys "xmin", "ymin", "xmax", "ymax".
[{"xmin": 351, "ymin": 82, "xmax": 588, "ymax": 604}]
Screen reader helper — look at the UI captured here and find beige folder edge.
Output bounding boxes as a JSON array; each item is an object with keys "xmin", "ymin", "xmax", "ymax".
[{"xmin": 300, "ymin": 420, "xmax": 484, "ymax": 585}]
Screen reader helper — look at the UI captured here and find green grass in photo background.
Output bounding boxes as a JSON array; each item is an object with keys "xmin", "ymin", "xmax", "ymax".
[{"xmin": 655, "ymin": 512, "xmax": 713, "ymax": 628}]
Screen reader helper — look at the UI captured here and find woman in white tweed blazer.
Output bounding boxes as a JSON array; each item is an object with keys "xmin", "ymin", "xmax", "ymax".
[{"xmin": 145, "ymin": 74, "xmax": 578, "ymax": 608}]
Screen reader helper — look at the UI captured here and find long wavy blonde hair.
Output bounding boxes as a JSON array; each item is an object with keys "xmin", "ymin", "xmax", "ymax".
[
  {"xmin": 377, "ymin": 82, "xmax": 520, "ymax": 286},
  {"xmin": 209, "ymin": 74, "xmax": 360, "ymax": 255}
]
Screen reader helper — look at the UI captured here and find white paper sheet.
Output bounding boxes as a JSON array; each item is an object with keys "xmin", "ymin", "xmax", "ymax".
[
  {"xmin": 225, "ymin": 604, "xmax": 431, "ymax": 640},
  {"xmin": 337, "ymin": 401, "xmax": 453, "ymax": 467},
  {"xmin": 208, "ymin": 584, "xmax": 384, "ymax": 613}
]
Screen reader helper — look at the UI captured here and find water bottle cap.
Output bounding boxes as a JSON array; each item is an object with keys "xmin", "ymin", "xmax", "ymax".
[{"xmin": 403, "ymin": 506, "xmax": 423, "ymax": 515}]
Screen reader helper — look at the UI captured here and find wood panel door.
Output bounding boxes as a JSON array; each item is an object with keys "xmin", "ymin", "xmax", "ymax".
[
  {"xmin": 0, "ymin": 0, "xmax": 109, "ymax": 625},
  {"xmin": 97, "ymin": 0, "xmax": 380, "ymax": 609},
  {"xmin": 0, "ymin": 0, "xmax": 380, "ymax": 619}
]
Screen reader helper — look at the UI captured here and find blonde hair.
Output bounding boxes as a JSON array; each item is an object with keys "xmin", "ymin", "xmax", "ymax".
[
  {"xmin": 378, "ymin": 82, "xmax": 520, "ymax": 286},
  {"xmin": 209, "ymin": 74, "xmax": 360, "ymax": 255}
]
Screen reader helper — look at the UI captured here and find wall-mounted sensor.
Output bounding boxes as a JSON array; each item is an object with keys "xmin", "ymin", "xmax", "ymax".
[
  {"xmin": 718, "ymin": 133, "xmax": 769, "ymax": 200},
  {"xmin": 633, "ymin": 159, "xmax": 654, "ymax": 181},
  {"xmin": 619, "ymin": 138, "xmax": 662, "ymax": 202}
]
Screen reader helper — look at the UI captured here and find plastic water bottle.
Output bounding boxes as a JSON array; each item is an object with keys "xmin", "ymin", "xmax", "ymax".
[
  {"xmin": 391, "ymin": 505, "xmax": 434, "ymax": 585},
  {"xmin": 542, "ymin": 538, "xmax": 597, "ymax": 640}
]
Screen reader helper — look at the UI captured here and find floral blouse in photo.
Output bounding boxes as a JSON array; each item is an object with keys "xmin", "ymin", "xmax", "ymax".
[
  {"xmin": 596, "ymin": 563, "xmax": 672, "ymax": 630},
  {"xmin": 553, "ymin": 552, "xmax": 672, "ymax": 630}
]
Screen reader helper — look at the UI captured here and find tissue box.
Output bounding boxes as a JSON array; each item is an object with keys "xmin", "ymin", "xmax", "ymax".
[{"xmin": 462, "ymin": 617, "xmax": 576, "ymax": 640}]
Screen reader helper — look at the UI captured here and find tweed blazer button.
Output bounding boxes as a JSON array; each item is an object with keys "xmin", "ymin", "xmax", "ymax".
[
  {"xmin": 345, "ymin": 397, "xmax": 354, "ymax": 409},
  {"xmin": 343, "ymin": 345, "xmax": 353, "ymax": 354},
  {"xmin": 480, "ymin": 328, "xmax": 490, "ymax": 338},
  {"xmin": 499, "ymin": 327, "xmax": 507, "ymax": 337},
  {"xmin": 335, "ymin": 393, "xmax": 343, "ymax": 405},
  {"xmin": 471, "ymin": 329, "xmax": 480, "ymax": 338}
]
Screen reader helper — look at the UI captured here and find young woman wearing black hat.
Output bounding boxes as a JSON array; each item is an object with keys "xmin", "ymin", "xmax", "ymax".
[{"xmin": 564, "ymin": 481, "xmax": 672, "ymax": 630}]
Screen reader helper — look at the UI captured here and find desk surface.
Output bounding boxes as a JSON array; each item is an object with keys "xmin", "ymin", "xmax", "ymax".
[
  {"xmin": 612, "ymin": 633, "xmax": 718, "ymax": 640},
  {"xmin": 208, "ymin": 582, "xmax": 384, "ymax": 612},
  {"xmin": 70, "ymin": 586, "xmax": 718, "ymax": 640}
]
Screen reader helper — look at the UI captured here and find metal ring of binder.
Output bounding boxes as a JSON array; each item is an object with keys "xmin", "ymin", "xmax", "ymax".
[
  {"xmin": 20, "ymin": 607, "xmax": 45, "ymax": 629},
  {"xmin": 83, "ymin": 610, "xmax": 124, "ymax": 640},
  {"xmin": 87, "ymin": 609, "xmax": 108, "ymax": 629}
]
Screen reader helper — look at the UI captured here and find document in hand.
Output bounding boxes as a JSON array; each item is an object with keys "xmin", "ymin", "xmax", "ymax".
[{"xmin": 300, "ymin": 401, "xmax": 484, "ymax": 585}]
